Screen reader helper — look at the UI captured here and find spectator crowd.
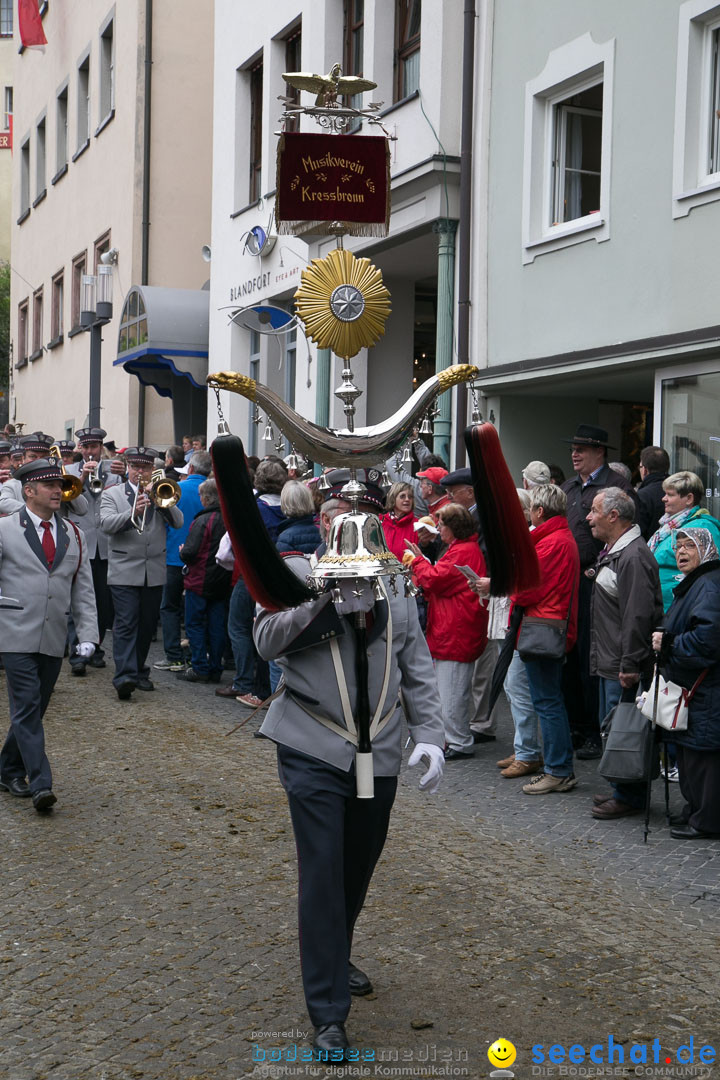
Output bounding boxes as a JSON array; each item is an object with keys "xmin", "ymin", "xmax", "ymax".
[{"xmin": 2, "ymin": 418, "xmax": 719, "ymax": 840}]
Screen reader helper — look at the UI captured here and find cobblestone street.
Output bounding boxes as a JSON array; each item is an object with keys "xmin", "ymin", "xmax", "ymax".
[{"xmin": 2, "ymin": 641, "xmax": 719, "ymax": 1080}]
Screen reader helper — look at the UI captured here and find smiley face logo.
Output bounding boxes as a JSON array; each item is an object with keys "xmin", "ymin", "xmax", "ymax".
[{"xmin": 488, "ymin": 1039, "xmax": 517, "ymax": 1069}]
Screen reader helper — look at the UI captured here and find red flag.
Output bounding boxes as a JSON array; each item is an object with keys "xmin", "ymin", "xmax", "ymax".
[{"xmin": 18, "ymin": 0, "xmax": 47, "ymax": 50}]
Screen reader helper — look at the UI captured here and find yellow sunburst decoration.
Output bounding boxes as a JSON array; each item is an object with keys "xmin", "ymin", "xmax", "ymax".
[{"xmin": 294, "ymin": 248, "xmax": 391, "ymax": 359}]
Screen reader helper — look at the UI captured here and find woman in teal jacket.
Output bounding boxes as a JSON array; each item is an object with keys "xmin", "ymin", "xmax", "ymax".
[{"xmin": 648, "ymin": 471, "xmax": 720, "ymax": 612}]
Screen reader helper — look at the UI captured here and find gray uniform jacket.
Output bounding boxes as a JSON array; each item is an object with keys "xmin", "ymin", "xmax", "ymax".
[
  {"xmin": 0, "ymin": 509, "xmax": 98, "ymax": 655},
  {"xmin": 100, "ymin": 482, "xmax": 183, "ymax": 587},
  {"xmin": 66, "ymin": 461, "xmax": 122, "ymax": 559},
  {"xmin": 255, "ymin": 555, "xmax": 445, "ymax": 775},
  {"xmin": 0, "ymin": 477, "xmax": 89, "ymax": 519}
]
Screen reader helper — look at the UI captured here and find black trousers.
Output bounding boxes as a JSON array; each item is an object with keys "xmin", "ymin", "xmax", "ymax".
[
  {"xmin": 68, "ymin": 555, "xmax": 114, "ymax": 665},
  {"xmin": 676, "ymin": 744, "xmax": 720, "ymax": 833},
  {"xmin": 0, "ymin": 652, "xmax": 63, "ymax": 792},
  {"xmin": 277, "ymin": 744, "xmax": 397, "ymax": 1027},
  {"xmin": 110, "ymin": 583, "xmax": 163, "ymax": 687},
  {"xmin": 562, "ymin": 575, "xmax": 599, "ymax": 741}
]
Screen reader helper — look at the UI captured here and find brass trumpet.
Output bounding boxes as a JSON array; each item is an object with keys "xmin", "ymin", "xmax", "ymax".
[
  {"xmin": 131, "ymin": 469, "xmax": 181, "ymax": 532},
  {"xmin": 49, "ymin": 444, "xmax": 84, "ymax": 502}
]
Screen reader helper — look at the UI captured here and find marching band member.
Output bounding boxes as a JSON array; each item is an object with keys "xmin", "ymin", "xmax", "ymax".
[
  {"xmin": 0, "ymin": 433, "xmax": 89, "ymax": 518},
  {"xmin": 0, "ymin": 458, "xmax": 98, "ymax": 812},
  {"xmin": 66, "ymin": 427, "xmax": 124, "ymax": 675},
  {"xmin": 100, "ymin": 447, "xmax": 183, "ymax": 701},
  {"xmin": 0, "ymin": 439, "xmax": 12, "ymax": 486},
  {"xmin": 253, "ymin": 475, "xmax": 445, "ymax": 1056}
]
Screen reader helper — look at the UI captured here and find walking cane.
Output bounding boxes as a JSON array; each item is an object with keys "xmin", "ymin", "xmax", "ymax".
[{"xmin": 643, "ymin": 629, "xmax": 664, "ymax": 844}]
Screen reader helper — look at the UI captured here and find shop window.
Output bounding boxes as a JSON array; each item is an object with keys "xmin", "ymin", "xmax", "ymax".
[{"xmin": 284, "ymin": 27, "xmax": 301, "ymax": 133}]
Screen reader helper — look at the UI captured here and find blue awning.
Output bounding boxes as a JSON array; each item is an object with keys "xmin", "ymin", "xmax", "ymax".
[{"xmin": 113, "ymin": 285, "xmax": 209, "ymax": 396}]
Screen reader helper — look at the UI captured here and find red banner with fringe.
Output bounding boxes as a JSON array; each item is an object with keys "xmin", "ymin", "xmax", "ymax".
[{"xmin": 276, "ymin": 132, "xmax": 390, "ymax": 237}]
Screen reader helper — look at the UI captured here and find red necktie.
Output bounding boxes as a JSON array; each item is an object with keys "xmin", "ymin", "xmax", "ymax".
[{"xmin": 40, "ymin": 520, "xmax": 55, "ymax": 569}]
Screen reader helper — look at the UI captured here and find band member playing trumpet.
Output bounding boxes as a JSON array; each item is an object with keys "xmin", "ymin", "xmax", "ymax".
[
  {"xmin": 100, "ymin": 447, "xmax": 183, "ymax": 701},
  {"xmin": 66, "ymin": 427, "xmax": 124, "ymax": 675}
]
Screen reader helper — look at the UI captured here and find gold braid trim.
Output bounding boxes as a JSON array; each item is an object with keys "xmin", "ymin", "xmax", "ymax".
[
  {"xmin": 207, "ymin": 371, "xmax": 257, "ymax": 402},
  {"xmin": 436, "ymin": 364, "xmax": 480, "ymax": 391}
]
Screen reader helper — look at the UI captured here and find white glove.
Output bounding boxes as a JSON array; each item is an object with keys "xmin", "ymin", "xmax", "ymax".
[
  {"xmin": 76, "ymin": 642, "xmax": 96, "ymax": 659},
  {"xmin": 408, "ymin": 742, "xmax": 444, "ymax": 794}
]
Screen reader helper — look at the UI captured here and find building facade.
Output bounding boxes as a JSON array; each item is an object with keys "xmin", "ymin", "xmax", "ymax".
[
  {"xmin": 10, "ymin": 0, "xmax": 213, "ymax": 447},
  {"xmin": 209, "ymin": 0, "xmax": 473, "ymax": 465},
  {"xmin": 479, "ymin": 0, "xmax": 720, "ymax": 504}
]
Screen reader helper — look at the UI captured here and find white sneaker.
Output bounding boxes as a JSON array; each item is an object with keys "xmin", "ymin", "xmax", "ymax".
[{"xmin": 153, "ymin": 659, "xmax": 174, "ymax": 670}]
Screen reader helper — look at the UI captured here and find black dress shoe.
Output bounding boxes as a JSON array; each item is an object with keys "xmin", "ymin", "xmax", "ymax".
[
  {"xmin": 32, "ymin": 789, "xmax": 57, "ymax": 812},
  {"xmin": 136, "ymin": 678, "xmax": 155, "ymax": 691},
  {"xmin": 116, "ymin": 679, "xmax": 136, "ymax": 700},
  {"xmin": 71, "ymin": 663, "xmax": 87, "ymax": 677},
  {"xmin": 669, "ymin": 814, "xmax": 689, "ymax": 827},
  {"xmin": 0, "ymin": 777, "xmax": 31, "ymax": 798},
  {"xmin": 90, "ymin": 656, "xmax": 106, "ymax": 669},
  {"xmin": 576, "ymin": 738, "xmax": 603, "ymax": 760},
  {"xmin": 472, "ymin": 731, "xmax": 496, "ymax": 743},
  {"xmin": 444, "ymin": 747, "xmax": 474, "ymax": 761},
  {"xmin": 670, "ymin": 824, "xmax": 720, "ymax": 840},
  {"xmin": 313, "ymin": 1022, "xmax": 348, "ymax": 1055},
  {"xmin": 348, "ymin": 961, "xmax": 373, "ymax": 996}
]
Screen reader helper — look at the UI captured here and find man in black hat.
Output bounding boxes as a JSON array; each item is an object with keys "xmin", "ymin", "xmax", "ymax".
[
  {"xmin": 65, "ymin": 427, "xmax": 124, "ymax": 675},
  {"xmin": 100, "ymin": 447, "xmax": 183, "ymax": 700},
  {"xmin": 0, "ymin": 439, "xmax": 12, "ymax": 486},
  {"xmin": 0, "ymin": 459, "xmax": 98, "ymax": 811},
  {"xmin": 0, "ymin": 433, "xmax": 89, "ymax": 518},
  {"xmin": 561, "ymin": 424, "xmax": 637, "ymax": 759},
  {"xmin": 55, "ymin": 440, "xmax": 77, "ymax": 465}
]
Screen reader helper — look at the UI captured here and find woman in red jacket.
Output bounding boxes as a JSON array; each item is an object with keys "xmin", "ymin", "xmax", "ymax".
[
  {"xmin": 381, "ymin": 482, "xmax": 418, "ymax": 560},
  {"xmin": 406, "ymin": 503, "xmax": 488, "ymax": 759}
]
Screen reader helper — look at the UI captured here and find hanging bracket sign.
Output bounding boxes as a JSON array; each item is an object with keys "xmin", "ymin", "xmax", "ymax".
[{"xmin": 276, "ymin": 132, "xmax": 390, "ymax": 237}]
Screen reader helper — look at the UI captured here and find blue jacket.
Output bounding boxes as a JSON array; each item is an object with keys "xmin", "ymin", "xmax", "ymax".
[
  {"xmin": 660, "ymin": 562, "xmax": 720, "ymax": 750},
  {"xmin": 276, "ymin": 514, "xmax": 322, "ymax": 554},
  {"xmin": 166, "ymin": 473, "xmax": 205, "ymax": 566},
  {"xmin": 257, "ymin": 494, "xmax": 286, "ymax": 543}
]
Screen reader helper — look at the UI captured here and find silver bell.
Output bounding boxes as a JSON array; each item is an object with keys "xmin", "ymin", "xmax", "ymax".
[
  {"xmin": 401, "ymin": 443, "xmax": 413, "ymax": 465},
  {"xmin": 317, "ymin": 472, "xmax": 332, "ymax": 492},
  {"xmin": 419, "ymin": 416, "xmax": 432, "ymax": 435},
  {"xmin": 287, "ymin": 451, "xmax": 299, "ymax": 471},
  {"xmin": 217, "ymin": 419, "xmax": 231, "ymax": 437},
  {"xmin": 380, "ymin": 468, "xmax": 392, "ymax": 490},
  {"xmin": 262, "ymin": 422, "xmax": 274, "ymax": 442}
]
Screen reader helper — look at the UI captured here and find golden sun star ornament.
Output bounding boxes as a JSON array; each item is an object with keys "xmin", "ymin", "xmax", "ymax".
[{"xmin": 294, "ymin": 248, "xmax": 391, "ymax": 359}]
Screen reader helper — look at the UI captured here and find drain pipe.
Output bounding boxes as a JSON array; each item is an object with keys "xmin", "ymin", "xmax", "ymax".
[
  {"xmin": 138, "ymin": 0, "xmax": 153, "ymax": 443},
  {"xmin": 454, "ymin": 0, "xmax": 476, "ymax": 465}
]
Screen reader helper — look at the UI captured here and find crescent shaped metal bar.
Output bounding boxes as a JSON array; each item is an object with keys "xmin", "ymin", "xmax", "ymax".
[{"xmin": 207, "ymin": 363, "xmax": 479, "ymax": 468}]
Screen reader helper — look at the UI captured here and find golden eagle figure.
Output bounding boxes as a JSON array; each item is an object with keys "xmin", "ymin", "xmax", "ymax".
[{"xmin": 282, "ymin": 63, "xmax": 376, "ymax": 107}]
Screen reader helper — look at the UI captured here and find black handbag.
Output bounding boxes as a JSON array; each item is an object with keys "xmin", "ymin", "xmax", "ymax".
[
  {"xmin": 516, "ymin": 578, "xmax": 575, "ymax": 663},
  {"xmin": 598, "ymin": 700, "xmax": 659, "ymax": 784}
]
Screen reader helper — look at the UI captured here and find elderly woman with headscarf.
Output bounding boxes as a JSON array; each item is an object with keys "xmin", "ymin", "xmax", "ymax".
[
  {"xmin": 652, "ymin": 528, "xmax": 720, "ymax": 840},
  {"xmin": 647, "ymin": 471, "xmax": 720, "ymax": 612}
]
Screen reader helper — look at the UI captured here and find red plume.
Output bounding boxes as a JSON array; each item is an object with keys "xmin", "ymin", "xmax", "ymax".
[
  {"xmin": 212, "ymin": 435, "xmax": 313, "ymax": 612},
  {"xmin": 465, "ymin": 424, "xmax": 540, "ymax": 595}
]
